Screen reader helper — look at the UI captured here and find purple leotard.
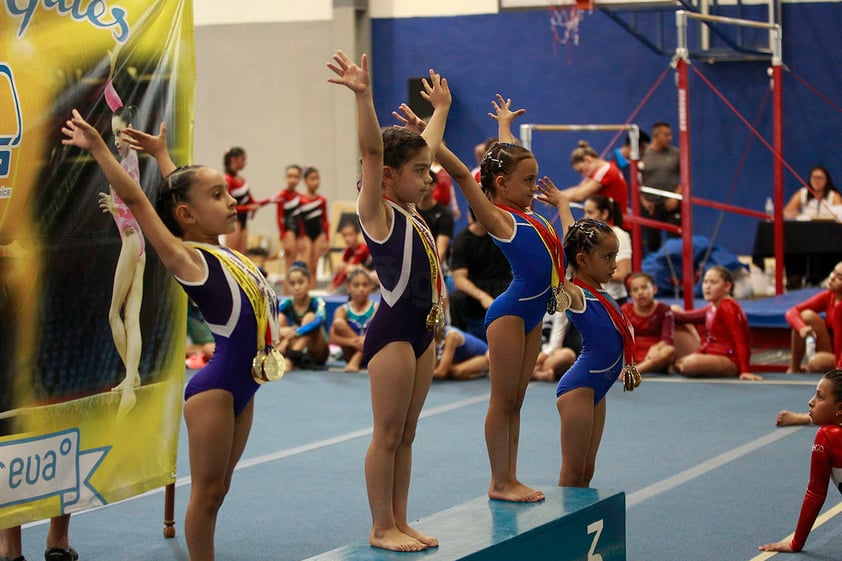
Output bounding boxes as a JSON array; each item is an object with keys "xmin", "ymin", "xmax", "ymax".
[
  {"xmin": 556, "ymin": 286, "xmax": 623, "ymax": 404},
  {"xmin": 360, "ymin": 200, "xmax": 436, "ymax": 363},
  {"xmin": 486, "ymin": 210, "xmax": 555, "ymax": 332},
  {"xmin": 177, "ymin": 245, "xmax": 275, "ymax": 416}
]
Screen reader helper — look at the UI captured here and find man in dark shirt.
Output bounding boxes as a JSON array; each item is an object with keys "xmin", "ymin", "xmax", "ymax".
[
  {"xmin": 449, "ymin": 212, "xmax": 512, "ymax": 341},
  {"xmin": 640, "ymin": 122, "xmax": 680, "ymax": 253}
]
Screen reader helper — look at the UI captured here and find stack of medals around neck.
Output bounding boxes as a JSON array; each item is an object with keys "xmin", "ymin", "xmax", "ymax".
[{"xmin": 547, "ymin": 284, "xmax": 571, "ymax": 315}]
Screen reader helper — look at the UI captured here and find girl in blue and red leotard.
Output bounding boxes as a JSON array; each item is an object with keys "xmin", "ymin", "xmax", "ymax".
[
  {"xmin": 435, "ymin": 95, "xmax": 574, "ymax": 502},
  {"xmin": 760, "ymin": 369, "xmax": 842, "ymax": 553},
  {"xmin": 62, "ymin": 110, "xmax": 281, "ymax": 561}
]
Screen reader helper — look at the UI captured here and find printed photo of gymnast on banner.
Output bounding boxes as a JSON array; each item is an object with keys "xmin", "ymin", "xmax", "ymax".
[{"xmin": 0, "ymin": 0, "xmax": 195, "ymax": 528}]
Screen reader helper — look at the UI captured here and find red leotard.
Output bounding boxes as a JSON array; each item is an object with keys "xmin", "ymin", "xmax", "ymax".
[
  {"xmin": 673, "ymin": 298, "xmax": 751, "ymax": 373},
  {"xmin": 790, "ymin": 424, "xmax": 842, "ymax": 551},
  {"xmin": 621, "ymin": 301, "xmax": 674, "ymax": 363},
  {"xmin": 785, "ymin": 290, "xmax": 842, "ymax": 368}
]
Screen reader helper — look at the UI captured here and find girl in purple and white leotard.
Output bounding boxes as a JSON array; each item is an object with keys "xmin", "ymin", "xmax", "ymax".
[
  {"xmin": 63, "ymin": 110, "xmax": 280, "ymax": 561},
  {"xmin": 329, "ymin": 50, "xmax": 450, "ymax": 552}
]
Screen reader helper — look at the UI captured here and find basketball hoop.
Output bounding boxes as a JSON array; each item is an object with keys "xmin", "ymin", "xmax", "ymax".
[{"xmin": 549, "ymin": 0, "xmax": 594, "ymax": 48}]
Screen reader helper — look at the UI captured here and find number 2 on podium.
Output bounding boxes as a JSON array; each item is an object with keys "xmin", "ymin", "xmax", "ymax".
[{"xmin": 587, "ymin": 519, "xmax": 604, "ymax": 561}]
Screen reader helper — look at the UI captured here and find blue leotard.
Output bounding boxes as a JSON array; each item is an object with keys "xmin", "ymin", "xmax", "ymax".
[
  {"xmin": 278, "ymin": 295, "xmax": 327, "ymax": 337},
  {"xmin": 177, "ymin": 245, "xmax": 277, "ymax": 416},
  {"xmin": 360, "ymin": 200, "xmax": 436, "ymax": 362},
  {"xmin": 486, "ymin": 210, "xmax": 555, "ymax": 332},
  {"xmin": 450, "ymin": 327, "xmax": 489, "ymax": 363},
  {"xmin": 556, "ymin": 286, "xmax": 623, "ymax": 404}
]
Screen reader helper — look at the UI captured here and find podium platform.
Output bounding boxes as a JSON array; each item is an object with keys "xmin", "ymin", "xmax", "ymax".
[{"xmin": 303, "ymin": 487, "xmax": 626, "ymax": 561}]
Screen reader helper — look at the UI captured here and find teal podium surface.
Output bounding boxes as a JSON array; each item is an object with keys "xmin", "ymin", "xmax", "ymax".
[{"xmin": 303, "ymin": 487, "xmax": 625, "ymax": 561}]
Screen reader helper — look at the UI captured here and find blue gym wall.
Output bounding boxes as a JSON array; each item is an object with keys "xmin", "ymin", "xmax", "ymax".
[{"xmin": 370, "ymin": 3, "xmax": 841, "ymax": 256}]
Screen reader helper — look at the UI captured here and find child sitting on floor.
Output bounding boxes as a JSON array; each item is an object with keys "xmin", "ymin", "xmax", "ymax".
[
  {"xmin": 672, "ymin": 266, "xmax": 762, "ymax": 380},
  {"xmin": 433, "ymin": 326, "xmax": 490, "ymax": 380},
  {"xmin": 329, "ymin": 269, "xmax": 377, "ymax": 372},
  {"xmin": 277, "ymin": 262, "xmax": 329, "ymax": 369},
  {"xmin": 531, "ymin": 312, "xmax": 579, "ymax": 382},
  {"xmin": 621, "ymin": 272, "xmax": 675, "ymax": 374},
  {"xmin": 784, "ymin": 261, "xmax": 842, "ymax": 373}
]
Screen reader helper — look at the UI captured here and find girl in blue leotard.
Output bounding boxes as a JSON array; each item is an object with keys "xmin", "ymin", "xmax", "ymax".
[
  {"xmin": 328, "ymin": 50, "xmax": 451, "ymax": 552},
  {"xmin": 433, "ymin": 95, "xmax": 575, "ymax": 503},
  {"xmin": 62, "ymin": 111, "xmax": 282, "ymax": 561},
  {"xmin": 557, "ymin": 217, "xmax": 637, "ymax": 487}
]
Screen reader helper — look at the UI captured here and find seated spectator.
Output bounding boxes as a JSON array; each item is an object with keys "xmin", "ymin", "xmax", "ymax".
[
  {"xmin": 277, "ymin": 262, "xmax": 328, "ymax": 370},
  {"xmin": 532, "ymin": 312, "xmax": 579, "ymax": 382},
  {"xmin": 784, "ymin": 261, "xmax": 842, "ymax": 373},
  {"xmin": 329, "ymin": 269, "xmax": 377, "ymax": 372},
  {"xmin": 672, "ymin": 266, "xmax": 762, "ymax": 380},
  {"xmin": 331, "ymin": 220, "xmax": 376, "ymax": 293},
  {"xmin": 449, "ymin": 210, "xmax": 512, "ymax": 341},
  {"xmin": 621, "ymin": 272, "xmax": 674, "ymax": 374},
  {"xmin": 433, "ymin": 326, "xmax": 490, "ymax": 380}
]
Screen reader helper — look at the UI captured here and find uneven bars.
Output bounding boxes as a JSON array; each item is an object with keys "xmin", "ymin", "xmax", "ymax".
[
  {"xmin": 680, "ymin": 10, "xmax": 780, "ymax": 31},
  {"xmin": 519, "ymin": 123, "xmax": 640, "ymax": 157}
]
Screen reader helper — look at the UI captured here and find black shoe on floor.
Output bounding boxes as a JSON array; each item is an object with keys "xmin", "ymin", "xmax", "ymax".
[{"xmin": 44, "ymin": 547, "xmax": 78, "ymax": 561}]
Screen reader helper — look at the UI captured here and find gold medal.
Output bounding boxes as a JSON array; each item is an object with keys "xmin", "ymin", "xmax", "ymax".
[
  {"xmin": 252, "ymin": 349, "xmax": 268, "ymax": 384},
  {"xmin": 252, "ymin": 348, "xmax": 287, "ymax": 384},
  {"xmin": 622, "ymin": 364, "xmax": 641, "ymax": 392},
  {"xmin": 556, "ymin": 287, "xmax": 571, "ymax": 312},
  {"xmin": 262, "ymin": 348, "xmax": 286, "ymax": 382}
]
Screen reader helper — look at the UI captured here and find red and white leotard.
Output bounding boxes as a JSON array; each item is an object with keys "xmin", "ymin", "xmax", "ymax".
[
  {"xmin": 621, "ymin": 301, "xmax": 674, "ymax": 363},
  {"xmin": 785, "ymin": 290, "xmax": 842, "ymax": 368},
  {"xmin": 790, "ymin": 424, "xmax": 842, "ymax": 551},
  {"xmin": 673, "ymin": 298, "xmax": 751, "ymax": 373},
  {"xmin": 274, "ymin": 188, "xmax": 302, "ymax": 237}
]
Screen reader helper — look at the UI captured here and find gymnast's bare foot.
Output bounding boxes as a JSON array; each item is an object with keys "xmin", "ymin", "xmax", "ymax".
[
  {"xmin": 488, "ymin": 480, "xmax": 545, "ymax": 502},
  {"xmin": 369, "ymin": 528, "xmax": 427, "ymax": 552},
  {"xmin": 111, "ymin": 374, "xmax": 141, "ymax": 392},
  {"xmin": 398, "ymin": 524, "xmax": 439, "ymax": 548},
  {"xmin": 776, "ymin": 410, "xmax": 810, "ymax": 427}
]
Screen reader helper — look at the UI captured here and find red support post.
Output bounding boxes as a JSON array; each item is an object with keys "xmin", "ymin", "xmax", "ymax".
[{"xmin": 676, "ymin": 57, "xmax": 695, "ymax": 310}]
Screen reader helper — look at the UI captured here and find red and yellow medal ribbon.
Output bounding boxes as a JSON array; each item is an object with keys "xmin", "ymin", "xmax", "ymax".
[
  {"xmin": 497, "ymin": 205, "xmax": 566, "ymax": 291},
  {"xmin": 572, "ymin": 278, "xmax": 635, "ymax": 366}
]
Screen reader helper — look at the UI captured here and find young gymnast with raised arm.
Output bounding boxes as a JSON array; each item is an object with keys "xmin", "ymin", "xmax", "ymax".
[
  {"xmin": 430, "ymin": 94, "xmax": 574, "ymax": 502},
  {"xmin": 62, "ymin": 110, "xmax": 283, "ymax": 561},
  {"xmin": 759, "ymin": 369, "xmax": 842, "ymax": 553},
  {"xmin": 556, "ymin": 218, "xmax": 640, "ymax": 487},
  {"xmin": 327, "ymin": 50, "xmax": 450, "ymax": 552}
]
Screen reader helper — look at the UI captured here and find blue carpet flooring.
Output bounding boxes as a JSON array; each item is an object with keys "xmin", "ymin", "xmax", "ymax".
[{"xmin": 14, "ymin": 370, "xmax": 842, "ymax": 561}]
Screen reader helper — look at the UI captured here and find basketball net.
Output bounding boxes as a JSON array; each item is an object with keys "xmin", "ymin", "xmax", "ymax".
[{"xmin": 549, "ymin": 0, "xmax": 594, "ymax": 47}]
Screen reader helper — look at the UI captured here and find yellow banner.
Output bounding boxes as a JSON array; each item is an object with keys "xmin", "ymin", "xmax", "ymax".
[{"xmin": 0, "ymin": 0, "xmax": 194, "ymax": 528}]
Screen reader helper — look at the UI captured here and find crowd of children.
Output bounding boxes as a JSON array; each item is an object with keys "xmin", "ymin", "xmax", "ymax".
[{"xmin": 12, "ymin": 46, "xmax": 841, "ymax": 561}]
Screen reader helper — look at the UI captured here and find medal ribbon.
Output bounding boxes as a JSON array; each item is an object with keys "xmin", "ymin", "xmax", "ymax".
[
  {"xmin": 188, "ymin": 243, "xmax": 279, "ymax": 350},
  {"xmin": 497, "ymin": 205, "xmax": 566, "ymax": 291},
  {"xmin": 572, "ymin": 278, "xmax": 635, "ymax": 366},
  {"xmin": 385, "ymin": 199, "xmax": 444, "ymax": 306}
]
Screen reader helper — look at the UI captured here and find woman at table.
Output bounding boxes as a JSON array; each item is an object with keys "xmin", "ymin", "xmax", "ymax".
[
  {"xmin": 782, "ymin": 166, "xmax": 841, "ymax": 220},
  {"xmin": 780, "ymin": 166, "xmax": 842, "ymax": 287}
]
